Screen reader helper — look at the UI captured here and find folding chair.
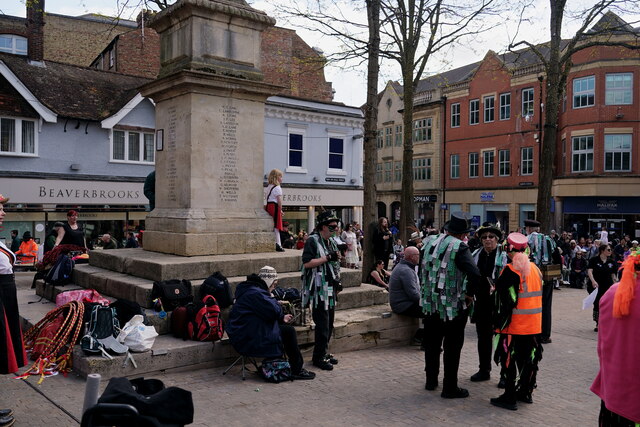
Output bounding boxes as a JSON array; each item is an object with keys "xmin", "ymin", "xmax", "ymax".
[{"xmin": 222, "ymin": 354, "xmax": 259, "ymax": 380}]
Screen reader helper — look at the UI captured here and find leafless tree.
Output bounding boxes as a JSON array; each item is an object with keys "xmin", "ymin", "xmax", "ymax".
[{"xmin": 509, "ymin": 0, "xmax": 640, "ymax": 233}]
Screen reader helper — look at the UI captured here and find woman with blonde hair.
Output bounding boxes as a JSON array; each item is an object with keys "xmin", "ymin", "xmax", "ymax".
[{"xmin": 265, "ymin": 169, "xmax": 285, "ymax": 252}]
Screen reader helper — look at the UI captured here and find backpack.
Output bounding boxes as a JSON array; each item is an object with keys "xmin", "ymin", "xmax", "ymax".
[
  {"xmin": 150, "ymin": 279, "xmax": 192, "ymax": 312},
  {"xmin": 80, "ymin": 305, "xmax": 128, "ymax": 357},
  {"xmin": 170, "ymin": 302, "xmax": 198, "ymax": 340},
  {"xmin": 260, "ymin": 359, "xmax": 292, "ymax": 383},
  {"xmin": 187, "ymin": 295, "xmax": 223, "ymax": 342},
  {"xmin": 199, "ymin": 272, "xmax": 233, "ymax": 309},
  {"xmin": 45, "ymin": 254, "xmax": 74, "ymax": 286}
]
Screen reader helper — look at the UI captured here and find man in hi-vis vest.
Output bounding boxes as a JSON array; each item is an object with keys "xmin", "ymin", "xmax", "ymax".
[{"xmin": 491, "ymin": 232, "xmax": 544, "ymax": 411}]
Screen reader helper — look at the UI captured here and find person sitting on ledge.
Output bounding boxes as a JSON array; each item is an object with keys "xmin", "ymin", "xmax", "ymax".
[
  {"xmin": 370, "ymin": 259, "xmax": 390, "ymax": 290},
  {"xmin": 226, "ymin": 266, "xmax": 315, "ymax": 381}
]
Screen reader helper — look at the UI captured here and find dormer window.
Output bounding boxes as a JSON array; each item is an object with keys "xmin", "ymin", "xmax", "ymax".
[{"xmin": 0, "ymin": 35, "xmax": 28, "ymax": 56}]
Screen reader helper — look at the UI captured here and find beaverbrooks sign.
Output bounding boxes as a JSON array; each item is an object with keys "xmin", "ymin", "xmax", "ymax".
[{"xmin": 1, "ymin": 178, "xmax": 146, "ymax": 205}]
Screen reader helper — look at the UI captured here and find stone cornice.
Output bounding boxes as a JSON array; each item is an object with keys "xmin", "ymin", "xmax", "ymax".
[{"xmin": 265, "ymin": 104, "xmax": 363, "ymax": 128}]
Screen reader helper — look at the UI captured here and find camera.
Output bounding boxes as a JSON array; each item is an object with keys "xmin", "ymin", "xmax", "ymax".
[{"xmin": 327, "ymin": 251, "xmax": 339, "ymax": 262}]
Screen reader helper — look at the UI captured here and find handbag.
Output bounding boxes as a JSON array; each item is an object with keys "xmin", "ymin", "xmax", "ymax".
[{"xmin": 150, "ymin": 279, "xmax": 192, "ymax": 312}]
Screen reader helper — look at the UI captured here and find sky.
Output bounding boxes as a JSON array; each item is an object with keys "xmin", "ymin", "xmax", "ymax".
[{"xmin": 1, "ymin": 0, "xmax": 638, "ymax": 107}]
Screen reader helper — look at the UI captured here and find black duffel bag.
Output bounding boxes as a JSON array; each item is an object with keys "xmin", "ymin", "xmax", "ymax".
[{"xmin": 150, "ymin": 279, "xmax": 192, "ymax": 312}]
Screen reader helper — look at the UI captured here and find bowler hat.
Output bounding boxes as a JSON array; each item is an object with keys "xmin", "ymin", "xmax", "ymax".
[
  {"xmin": 444, "ymin": 212, "xmax": 474, "ymax": 234},
  {"xmin": 476, "ymin": 223, "xmax": 503, "ymax": 240},
  {"xmin": 524, "ymin": 219, "xmax": 541, "ymax": 228}
]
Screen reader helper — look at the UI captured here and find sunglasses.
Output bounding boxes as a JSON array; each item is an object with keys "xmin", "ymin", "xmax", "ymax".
[
  {"xmin": 481, "ymin": 235, "xmax": 497, "ymax": 240},
  {"xmin": 327, "ymin": 224, "xmax": 338, "ymax": 231}
]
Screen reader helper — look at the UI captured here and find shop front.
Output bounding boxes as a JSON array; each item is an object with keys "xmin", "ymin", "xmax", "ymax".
[
  {"xmin": 414, "ymin": 194, "xmax": 437, "ymax": 229},
  {"xmin": 561, "ymin": 196, "xmax": 640, "ymax": 239},
  {"xmin": 0, "ymin": 177, "xmax": 147, "ymax": 248}
]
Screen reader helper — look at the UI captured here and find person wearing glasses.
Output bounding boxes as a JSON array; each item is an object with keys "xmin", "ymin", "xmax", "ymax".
[
  {"xmin": 469, "ymin": 223, "xmax": 507, "ymax": 383},
  {"xmin": 301, "ymin": 210, "xmax": 342, "ymax": 371},
  {"xmin": 587, "ymin": 244, "xmax": 617, "ymax": 332}
]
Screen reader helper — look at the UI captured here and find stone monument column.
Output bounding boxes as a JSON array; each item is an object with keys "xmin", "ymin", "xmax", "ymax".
[{"xmin": 140, "ymin": 0, "xmax": 279, "ymax": 256}]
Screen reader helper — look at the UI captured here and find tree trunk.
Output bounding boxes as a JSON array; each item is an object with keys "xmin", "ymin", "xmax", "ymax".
[
  {"xmin": 399, "ymin": 67, "xmax": 416, "ymax": 244},
  {"xmin": 361, "ymin": 0, "xmax": 380, "ymax": 283},
  {"xmin": 536, "ymin": 0, "xmax": 565, "ymax": 234}
]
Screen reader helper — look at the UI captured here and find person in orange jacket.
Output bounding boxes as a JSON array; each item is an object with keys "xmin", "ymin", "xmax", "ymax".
[
  {"xmin": 490, "ymin": 232, "xmax": 544, "ymax": 411},
  {"xmin": 15, "ymin": 231, "xmax": 38, "ymax": 264}
]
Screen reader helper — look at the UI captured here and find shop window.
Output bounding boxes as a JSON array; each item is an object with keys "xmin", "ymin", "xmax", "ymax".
[
  {"xmin": 604, "ymin": 134, "xmax": 631, "ymax": 171},
  {"xmin": 483, "ymin": 150, "xmax": 494, "ymax": 177},
  {"xmin": 0, "ymin": 117, "xmax": 37, "ymax": 156},
  {"xmin": 328, "ymin": 136, "xmax": 344, "ymax": 172},
  {"xmin": 469, "ymin": 99, "xmax": 479, "ymax": 125},
  {"xmin": 571, "ymin": 135, "xmax": 594, "ymax": 172},
  {"xmin": 522, "ymin": 88, "xmax": 534, "ymax": 117},
  {"xmin": 394, "ymin": 161, "xmax": 402, "ymax": 181},
  {"xmin": 0, "ymin": 35, "xmax": 27, "ymax": 55},
  {"xmin": 573, "ymin": 76, "xmax": 595, "ymax": 108},
  {"xmin": 484, "ymin": 95, "xmax": 495, "ymax": 123},
  {"xmin": 469, "ymin": 152, "xmax": 479, "ymax": 178},
  {"xmin": 384, "ymin": 161, "xmax": 392, "ymax": 182},
  {"xmin": 605, "ymin": 73, "xmax": 632, "ymax": 105},
  {"xmin": 413, "ymin": 158, "xmax": 431, "ymax": 181},
  {"xmin": 394, "ymin": 124, "xmax": 403, "ymax": 146},
  {"xmin": 413, "ymin": 118, "xmax": 432, "ymax": 143},
  {"xmin": 112, "ymin": 129, "xmax": 154, "ymax": 163},
  {"xmin": 451, "ymin": 103, "xmax": 460, "ymax": 128},
  {"xmin": 450, "ymin": 154, "xmax": 460, "ymax": 179},
  {"xmin": 521, "ymin": 147, "xmax": 533, "ymax": 175},
  {"xmin": 499, "ymin": 93, "xmax": 511, "ymax": 120},
  {"xmin": 499, "ymin": 149, "xmax": 510, "ymax": 176}
]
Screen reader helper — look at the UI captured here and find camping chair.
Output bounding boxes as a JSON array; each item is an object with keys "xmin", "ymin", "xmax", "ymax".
[{"xmin": 222, "ymin": 354, "xmax": 259, "ymax": 380}]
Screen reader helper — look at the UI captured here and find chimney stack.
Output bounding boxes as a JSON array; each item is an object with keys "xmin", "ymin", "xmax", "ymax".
[{"xmin": 26, "ymin": 0, "xmax": 45, "ymax": 62}]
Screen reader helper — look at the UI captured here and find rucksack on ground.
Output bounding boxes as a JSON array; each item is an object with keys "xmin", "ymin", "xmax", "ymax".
[
  {"xmin": 150, "ymin": 279, "xmax": 192, "ymax": 312},
  {"xmin": 260, "ymin": 359, "xmax": 293, "ymax": 383},
  {"xmin": 199, "ymin": 272, "xmax": 233, "ymax": 309},
  {"xmin": 170, "ymin": 302, "xmax": 199, "ymax": 340},
  {"xmin": 81, "ymin": 305, "xmax": 128, "ymax": 358},
  {"xmin": 45, "ymin": 254, "xmax": 74, "ymax": 286},
  {"xmin": 188, "ymin": 295, "xmax": 223, "ymax": 342}
]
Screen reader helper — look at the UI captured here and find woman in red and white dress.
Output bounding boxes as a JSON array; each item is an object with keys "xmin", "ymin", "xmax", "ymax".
[
  {"xmin": 265, "ymin": 169, "xmax": 285, "ymax": 252},
  {"xmin": 0, "ymin": 193, "xmax": 26, "ymax": 426}
]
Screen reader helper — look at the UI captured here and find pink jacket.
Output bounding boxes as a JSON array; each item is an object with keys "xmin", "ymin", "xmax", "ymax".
[{"xmin": 591, "ymin": 280, "xmax": 640, "ymax": 422}]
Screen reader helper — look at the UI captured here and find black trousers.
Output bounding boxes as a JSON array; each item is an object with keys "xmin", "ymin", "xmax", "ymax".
[
  {"xmin": 541, "ymin": 280, "xmax": 553, "ymax": 340},
  {"xmin": 0, "ymin": 274, "xmax": 26, "ymax": 374},
  {"xmin": 397, "ymin": 302, "xmax": 426, "ymax": 319},
  {"xmin": 498, "ymin": 334, "xmax": 541, "ymax": 399},
  {"xmin": 280, "ymin": 324, "xmax": 303, "ymax": 374},
  {"xmin": 312, "ymin": 306, "xmax": 335, "ymax": 362},
  {"xmin": 423, "ymin": 310, "xmax": 468, "ymax": 392},
  {"xmin": 474, "ymin": 311, "xmax": 493, "ymax": 373}
]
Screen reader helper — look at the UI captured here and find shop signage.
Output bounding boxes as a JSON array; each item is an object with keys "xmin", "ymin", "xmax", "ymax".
[
  {"xmin": 440, "ymin": 203, "xmax": 448, "ymax": 210},
  {"xmin": 596, "ymin": 200, "xmax": 618, "ymax": 211},
  {"xmin": 413, "ymin": 195, "xmax": 437, "ymax": 203},
  {"xmin": 480, "ymin": 192, "xmax": 494, "ymax": 202},
  {"xmin": 281, "ymin": 187, "xmax": 363, "ymax": 207},
  {"xmin": 325, "ymin": 177, "xmax": 346, "ymax": 182},
  {"xmin": 0, "ymin": 177, "xmax": 147, "ymax": 205},
  {"xmin": 519, "ymin": 182, "xmax": 534, "ymax": 187}
]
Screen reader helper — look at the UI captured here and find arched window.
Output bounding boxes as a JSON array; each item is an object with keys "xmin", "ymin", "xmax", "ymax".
[{"xmin": 0, "ymin": 35, "xmax": 27, "ymax": 55}]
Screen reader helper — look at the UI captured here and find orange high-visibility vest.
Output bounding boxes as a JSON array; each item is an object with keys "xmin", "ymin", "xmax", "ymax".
[{"xmin": 500, "ymin": 263, "xmax": 542, "ymax": 335}]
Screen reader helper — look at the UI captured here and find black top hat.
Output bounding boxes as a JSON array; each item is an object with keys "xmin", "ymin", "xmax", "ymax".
[
  {"xmin": 444, "ymin": 212, "xmax": 474, "ymax": 234},
  {"xmin": 524, "ymin": 219, "xmax": 541, "ymax": 228},
  {"xmin": 316, "ymin": 210, "xmax": 339, "ymax": 226},
  {"xmin": 476, "ymin": 223, "xmax": 503, "ymax": 240},
  {"xmin": 22, "ymin": 231, "xmax": 32, "ymax": 240}
]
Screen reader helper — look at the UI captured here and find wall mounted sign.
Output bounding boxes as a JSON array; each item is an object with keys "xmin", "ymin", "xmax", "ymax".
[{"xmin": 480, "ymin": 192, "xmax": 494, "ymax": 202}]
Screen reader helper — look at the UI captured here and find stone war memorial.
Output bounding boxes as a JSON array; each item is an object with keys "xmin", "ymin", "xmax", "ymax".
[
  {"xmin": 25, "ymin": 0, "xmax": 415, "ymax": 380},
  {"xmin": 141, "ymin": 0, "xmax": 280, "ymax": 256}
]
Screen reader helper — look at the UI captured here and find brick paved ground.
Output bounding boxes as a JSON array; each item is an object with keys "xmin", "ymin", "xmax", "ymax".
[{"xmin": 2, "ymin": 275, "xmax": 601, "ymax": 426}]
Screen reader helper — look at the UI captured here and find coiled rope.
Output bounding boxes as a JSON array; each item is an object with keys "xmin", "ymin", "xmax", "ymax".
[{"xmin": 18, "ymin": 301, "xmax": 85, "ymax": 384}]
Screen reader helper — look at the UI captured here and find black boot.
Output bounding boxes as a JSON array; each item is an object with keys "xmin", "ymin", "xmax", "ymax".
[{"xmin": 490, "ymin": 393, "xmax": 517, "ymax": 410}]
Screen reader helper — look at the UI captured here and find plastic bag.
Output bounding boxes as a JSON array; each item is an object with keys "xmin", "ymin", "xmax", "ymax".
[
  {"xmin": 117, "ymin": 315, "xmax": 158, "ymax": 352},
  {"xmin": 582, "ymin": 288, "xmax": 598, "ymax": 310},
  {"xmin": 56, "ymin": 289, "xmax": 110, "ymax": 307}
]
